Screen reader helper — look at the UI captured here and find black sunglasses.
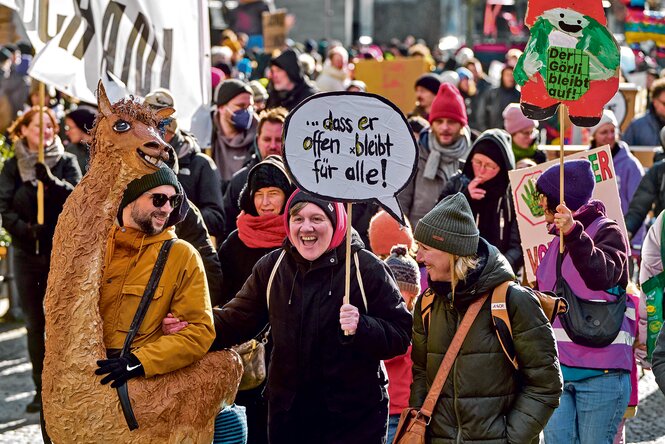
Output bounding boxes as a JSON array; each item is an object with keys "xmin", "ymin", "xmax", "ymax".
[{"xmin": 144, "ymin": 192, "xmax": 183, "ymax": 208}]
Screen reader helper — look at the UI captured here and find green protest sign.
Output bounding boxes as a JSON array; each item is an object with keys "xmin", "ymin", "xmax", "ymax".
[{"xmin": 546, "ymin": 46, "xmax": 589, "ymax": 101}]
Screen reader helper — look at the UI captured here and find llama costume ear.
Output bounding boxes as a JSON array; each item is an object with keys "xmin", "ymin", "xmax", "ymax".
[{"xmin": 97, "ymin": 80, "xmax": 112, "ymax": 118}]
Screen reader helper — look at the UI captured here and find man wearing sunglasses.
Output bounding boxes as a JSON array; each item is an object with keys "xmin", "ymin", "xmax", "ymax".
[{"xmin": 94, "ymin": 167, "xmax": 215, "ymax": 388}]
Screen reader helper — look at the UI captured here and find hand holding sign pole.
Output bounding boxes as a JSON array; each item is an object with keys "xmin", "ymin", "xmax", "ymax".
[
  {"xmin": 514, "ymin": 0, "xmax": 620, "ymax": 252},
  {"xmin": 283, "ymin": 92, "xmax": 418, "ymax": 334}
]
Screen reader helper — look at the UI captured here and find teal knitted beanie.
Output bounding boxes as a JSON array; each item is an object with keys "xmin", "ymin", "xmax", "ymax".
[{"xmin": 414, "ymin": 193, "xmax": 479, "ymax": 256}]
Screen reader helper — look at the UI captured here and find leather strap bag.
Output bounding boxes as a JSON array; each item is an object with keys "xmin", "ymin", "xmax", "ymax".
[
  {"xmin": 392, "ymin": 293, "xmax": 488, "ymax": 444},
  {"xmin": 117, "ymin": 238, "xmax": 176, "ymax": 430}
]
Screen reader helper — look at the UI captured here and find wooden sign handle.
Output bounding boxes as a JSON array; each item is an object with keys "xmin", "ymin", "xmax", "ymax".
[
  {"xmin": 559, "ymin": 105, "xmax": 565, "ymax": 254},
  {"xmin": 344, "ymin": 202, "xmax": 353, "ymax": 335}
]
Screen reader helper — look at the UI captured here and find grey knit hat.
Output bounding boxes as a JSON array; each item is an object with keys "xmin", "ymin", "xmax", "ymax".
[
  {"xmin": 214, "ymin": 79, "xmax": 252, "ymax": 106},
  {"xmin": 385, "ymin": 245, "xmax": 421, "ymax": 295},
  {"xmin": 414, "ymin": 193, "xmax": 479, "ymax": 256}
]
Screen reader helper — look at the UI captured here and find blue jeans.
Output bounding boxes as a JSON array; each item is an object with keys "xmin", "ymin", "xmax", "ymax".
[
  {"xmin": 544, "ymin": 372, "xmax": 630, "ymax": 444},
  {"xmin": 387, "ymin": 414, "xmax": 400, "ymax": 444}
]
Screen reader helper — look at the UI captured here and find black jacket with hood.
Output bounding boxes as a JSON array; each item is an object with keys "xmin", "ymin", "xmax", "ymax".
[
  {"xmin": 439, "ymin": 129, "xmax": 523, "ymax": 273},
  {"xmin": 217, "ymin": 156, "xmax": 294, "ymax": 304},
  {"xmin": 211, "ymin": 231, "xmax": 412, "ymax": 427},
  {"xmin": 265, "ymin": 49, "xmax": 318, "ymax": 111},
  {"xmin": 410, "ymin": 239, "xmax": 562, "ymax": 444},
  {"xmin": 170, "ymin": 130, "xmax": 225, "ymax": 237}
]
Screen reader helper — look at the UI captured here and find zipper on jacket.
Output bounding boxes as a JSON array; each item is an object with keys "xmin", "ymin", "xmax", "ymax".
[{"xmin": 497, "ymin": 197, "xmax": 505, "ymax": 243}]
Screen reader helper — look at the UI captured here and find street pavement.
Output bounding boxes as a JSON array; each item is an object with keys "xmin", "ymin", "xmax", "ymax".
[{"xmin": 1, "ymin": 319, "xmax": 665, "ymax": 443}]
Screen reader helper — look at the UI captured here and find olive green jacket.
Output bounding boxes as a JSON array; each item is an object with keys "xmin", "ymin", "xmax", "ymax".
[{"xmin": 410, "ymin": 239, "xmax": 562, "ymax": 443}]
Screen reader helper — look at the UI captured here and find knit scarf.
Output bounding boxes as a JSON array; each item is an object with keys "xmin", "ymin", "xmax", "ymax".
[
  {"xmin": 423, "ymin": 129, "xmax": 471, "ymax": 181},
  {"xmin": 15, "ymin": 137, "xmax": 65, "ymax": 184},
  {"xmin": 237, "ymin": 212, "xmax": 287, "ymax": 248},
  {"xmin": 511, "ymin": 140, "xmax": 538, "ymax": 162}
]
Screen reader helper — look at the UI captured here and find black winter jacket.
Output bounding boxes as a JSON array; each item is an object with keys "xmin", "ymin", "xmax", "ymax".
[
  {"xmin": 438, "ymin": 129, "xmax": 523, "ymax": 272},
  {"xmin": 624, "ymin": 159, "xmax": 665, "ymax": 237},
  {"xmin": 265, "ymin": 79, "xmax": 318, "ymax": 112},
  {"xmin": 410, "ymin": 239, "xmax": 562, "ymax": 444},
  {"xmin": 175, "ymin": 201, "xmax": 224, "ymax": 306},
  {"xmin": 171, "ymin": 131, "xmax": 225, "ymax": 237},
  {"xmin": 217, "ymin": 229, "xmax": 275, "ymax": 305},
  {"xmin": 211, "ymin": 233, "xmax": 412, "ymax": 414},
  {"xmin": 0, "ymin": 153, "xmax": 81, "ymax": 254}
]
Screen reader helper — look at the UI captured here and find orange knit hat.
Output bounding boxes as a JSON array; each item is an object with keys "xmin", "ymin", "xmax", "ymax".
[{"xmin": 368, "ymin": 210, "xmax": 415, "ymax": 258}]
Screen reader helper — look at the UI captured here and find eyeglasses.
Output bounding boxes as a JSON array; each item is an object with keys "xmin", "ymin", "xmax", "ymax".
[
  {"xmin": 144, "ymin": 192, "xmax": 183, "ymax": 208},
  {"xmin": 471, "ymin": 159, "xmax": 499, "ymax": 171}
]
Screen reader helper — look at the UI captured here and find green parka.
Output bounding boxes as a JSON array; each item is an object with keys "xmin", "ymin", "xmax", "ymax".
[{"xmin": 410, "ymin": 239, "xmax": 562, "ymax": 443}]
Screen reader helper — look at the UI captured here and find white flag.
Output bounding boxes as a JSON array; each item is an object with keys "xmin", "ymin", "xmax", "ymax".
[
  {"xmin": 12, "ymin": 0, "xmax": 75, "ymax": 52},
  {"xmin": 20, "ymin": 0, "xmax": 211, "ymax": 141},
  {"xmin": 0, "ymin": 1, "xmax": 18, "ymax": 11}
]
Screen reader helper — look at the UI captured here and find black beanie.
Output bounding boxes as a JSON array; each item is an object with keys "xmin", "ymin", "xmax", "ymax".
[
  {"xmin": 239, "ymin": 156, "xmax": 295, "ymax": 216},
  {"xmin": 117, "ymin": 167, "xmax": 182, "ymax": 225},
  {"xmin": 214, "ymin": 79, "xmax": 252, "ymax": 106},
  {"xmin": 67, "ymin": 108, "xmax": 97, "ymax": 135},
  {"xmin": 415, "ymin": 73, "xmax": 442, "ymax": 95},
  {"xmin": 287, "ymin": 190, "xmax": 338, "ymax": 230},
  {"xmin": 472, "ymin": 139, "xmax": 505, "ymax": 170},
  {"xmin": 270, "ymin": 49, "xmax": 304, "ymax": 83}
]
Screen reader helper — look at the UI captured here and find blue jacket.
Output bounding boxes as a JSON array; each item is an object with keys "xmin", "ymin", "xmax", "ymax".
[{"xmin": 623, "ymin": 109, "xmax": 662, "ymax": 147}]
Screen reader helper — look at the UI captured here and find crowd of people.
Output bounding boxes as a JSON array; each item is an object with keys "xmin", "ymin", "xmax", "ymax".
[{"xmin": 4, "ymin": 28, "xmax": 665, "ymax": 444}]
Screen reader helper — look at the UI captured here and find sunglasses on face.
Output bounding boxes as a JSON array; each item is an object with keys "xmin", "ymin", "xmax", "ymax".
[{"xmin": 144, "ymin": 192, "xmax": 183, "ymax": 208}]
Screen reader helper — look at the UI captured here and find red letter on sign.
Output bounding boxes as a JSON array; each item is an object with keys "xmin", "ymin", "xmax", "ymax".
[{"xmin": 598, "ymin": 150, "xmax": 613, "ymax": 181}]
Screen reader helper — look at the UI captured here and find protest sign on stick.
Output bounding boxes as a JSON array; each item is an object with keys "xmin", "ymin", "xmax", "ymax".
[
  {"xmin": 283, "ymin": 92, "xmax": 418, "ymax": 328},
  {"xmin": 262, "ymin": 9, "xmax": 287, "ymax": 53},
  {"xmin": 514, "ymin": 0, "xmax": 620, "ymax": 250},
  {"xmin": 508, "ymin": 145, "xmax": 626, "ymax": 283},
  {"xmin": 283, "ymin": 92, "xmax": 418, "ymax": 225}
]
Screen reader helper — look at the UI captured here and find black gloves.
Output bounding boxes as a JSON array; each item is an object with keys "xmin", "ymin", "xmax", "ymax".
[
  {"xmin": 34, "ymin": 162, "xmax": 56, "ymax": 186},
  {"xmin": 95, "ymin": 353, "xmax": 145, "ymax": 388},
  {"xmin": 27, "ymin": 223, "xmax": 45, "ymax": 239}
]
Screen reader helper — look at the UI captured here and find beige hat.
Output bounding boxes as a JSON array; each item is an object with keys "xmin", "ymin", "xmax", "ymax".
[{"xmin": 144, "ymin": 88, "xmax": 177, "ymax": 133}]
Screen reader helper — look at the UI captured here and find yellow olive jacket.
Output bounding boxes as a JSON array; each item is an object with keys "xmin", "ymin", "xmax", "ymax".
[{"xmin": 100, "ymin": 225, "xmax": 215, "ymax": 378}]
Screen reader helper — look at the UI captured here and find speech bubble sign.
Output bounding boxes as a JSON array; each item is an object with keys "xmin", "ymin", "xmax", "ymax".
[{"xmin": 283, "ymin": 92, "xmax": 418, "ymax": 225}]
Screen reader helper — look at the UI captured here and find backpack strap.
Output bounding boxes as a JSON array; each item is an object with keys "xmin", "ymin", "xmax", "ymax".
[
  {"xmin": 491, "ymin": 281, "xmax": 568, "ymax": 371},
  {"xmin": 265, "ymin": 250, "xmax": 367, "ymax": 312},
  {"xmin": 490, "ymin": 281, "xmax": 518, "ymax": 370},
  {"xmin": 420, "ymin": 288, "xmax": 436, "ymax": 336},
  {"xmin": 266, "ymin": 250, "xmax": 286, "ymax": 310}
]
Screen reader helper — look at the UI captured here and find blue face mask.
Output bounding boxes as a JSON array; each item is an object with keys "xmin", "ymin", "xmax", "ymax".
[{"xmin": 231, "ymin": 108, "xmax": 253, "ymax": 130}]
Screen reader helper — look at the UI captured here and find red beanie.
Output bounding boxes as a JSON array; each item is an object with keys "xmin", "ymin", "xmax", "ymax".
[{"xmin": 428, "ymin": 83, "xmax": 468, "ymax": 126}]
